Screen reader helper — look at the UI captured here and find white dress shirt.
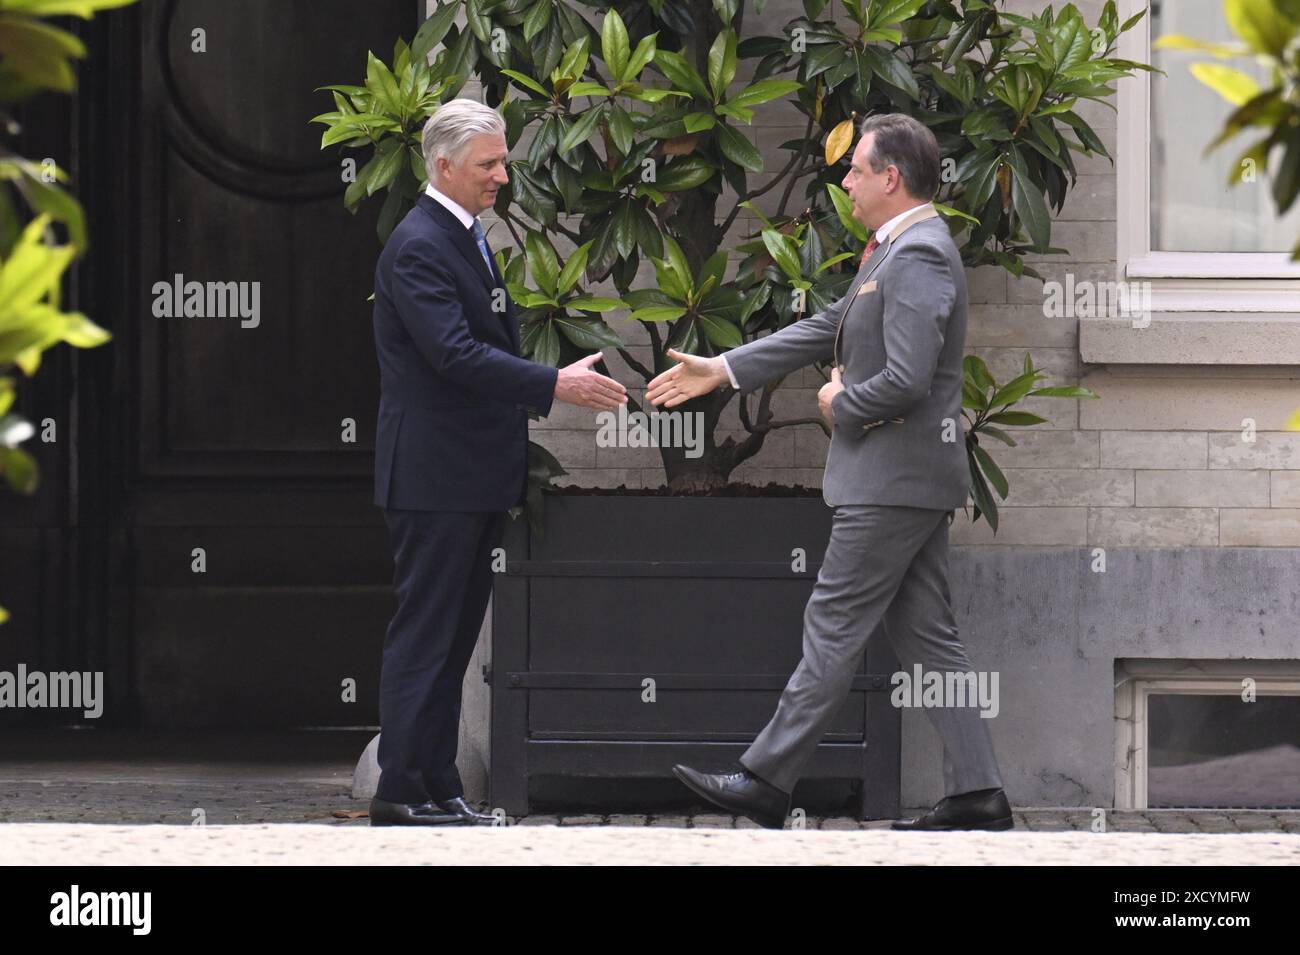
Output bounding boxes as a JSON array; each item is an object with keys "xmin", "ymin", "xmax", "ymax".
[
  {"xmin": 720, "ymin": 200, "xmax": 935, "ymax": 389},
  {"xmin": 425, "ymin": 182, "xmax": 477, "ymax": 230}
]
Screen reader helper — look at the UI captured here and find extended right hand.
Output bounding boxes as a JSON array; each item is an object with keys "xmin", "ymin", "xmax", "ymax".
[
  {"xmin": 645, "ymin": 348, "xmax": 728, "ymax": 408},
  {"xmin": 554, "ymin": 352, "xmax": 627, "ymax": 410}
]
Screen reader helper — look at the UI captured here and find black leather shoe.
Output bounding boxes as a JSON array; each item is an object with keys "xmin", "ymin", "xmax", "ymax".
[
  {"xmin": 891, "ymin": 787, "xmax": 1014, "ymax": 831},
  {"xmin": 672, "ymin": 764, "xmax": 790, "ymax": 830},
  {"xmin": 368, "ymin": 796, "xmax": 467, "ymax": 826},
  {"xmin": 436, "ymin": 796, "xmax": 497, "ymax": 825}
]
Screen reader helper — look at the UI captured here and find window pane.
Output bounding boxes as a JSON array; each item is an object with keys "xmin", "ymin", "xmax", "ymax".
[
  {"xmin": 1147, "ymin": 693, "xmax": 1300, "ymax": 808},
  {"xmin": 1150, "ymin": 0, "xmax": 1300, "ymax": 252}
]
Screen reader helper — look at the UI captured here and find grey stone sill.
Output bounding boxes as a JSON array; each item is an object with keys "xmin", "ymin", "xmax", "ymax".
[{"xmin": 1080, "ymin": 312, "xmax": 1300, "ymax": 365}]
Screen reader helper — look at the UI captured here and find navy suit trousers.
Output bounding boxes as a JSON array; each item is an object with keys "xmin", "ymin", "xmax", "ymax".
[{"xmin": 376, "ymin": 507, "xmax": 504, "ymax": 804}]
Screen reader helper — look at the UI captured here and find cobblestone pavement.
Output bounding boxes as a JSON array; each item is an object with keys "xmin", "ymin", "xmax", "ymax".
[{"xmin": 3, "ymin": 733, "xmax": 1298, "ymax": 863}]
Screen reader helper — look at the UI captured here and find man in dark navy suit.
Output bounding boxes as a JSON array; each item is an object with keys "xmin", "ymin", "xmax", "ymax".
[{"xmin": 369, "ymin": 98, "xmax": 626, "ymax": 826}]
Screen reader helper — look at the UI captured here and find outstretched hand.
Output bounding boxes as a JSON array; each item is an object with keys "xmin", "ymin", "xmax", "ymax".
[
  {"xmin": 645, "ymin": 348, "xmax": 728, "ymax": 408},
  {"xmin": 554, "ymin": 352, "xmax": 627, "ymax": 410}
]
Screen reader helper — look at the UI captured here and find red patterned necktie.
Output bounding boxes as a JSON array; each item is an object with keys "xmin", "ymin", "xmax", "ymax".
[{"xmin": 860, "ymin": 236, "xmax": 880, "ymax": 266}]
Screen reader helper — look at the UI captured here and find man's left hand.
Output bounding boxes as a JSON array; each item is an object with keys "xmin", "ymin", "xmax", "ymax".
[{"xmin": 818, "ymin": 367, "xmax": 844, "ymax": 428}]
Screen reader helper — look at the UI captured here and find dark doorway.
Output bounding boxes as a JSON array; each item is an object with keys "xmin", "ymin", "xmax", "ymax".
[{"xmin": 0, "ymin": 0, "xmax": 423, "ymax": 730}]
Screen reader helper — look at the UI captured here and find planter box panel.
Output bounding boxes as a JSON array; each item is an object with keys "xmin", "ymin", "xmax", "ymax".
[
  {"xmin": 526, "ymin": 689, "xmax": 866, "ymax": 740},
  {"xmin": 527, "ymin": 577, "xmax": 837, "ymax": 672}
]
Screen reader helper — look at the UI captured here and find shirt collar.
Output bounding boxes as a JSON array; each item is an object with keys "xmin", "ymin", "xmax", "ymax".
[
  {"xmin": 873, "ymin": 201, "xmax": 934, "ymax": 245},
  {"xmin": 425, "ymin": 182, "xmax": 477, "ymax": 231}
]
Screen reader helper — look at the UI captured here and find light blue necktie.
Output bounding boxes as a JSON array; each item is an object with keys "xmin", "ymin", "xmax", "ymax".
[{"xmin": 470, "ymin": 219, "xmax": 494, "ymax": 277}]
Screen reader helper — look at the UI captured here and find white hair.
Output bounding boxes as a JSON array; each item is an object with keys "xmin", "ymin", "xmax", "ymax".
[{"xmin": 421, "ymin": 98, "xmax": 506, "ymax": 182}]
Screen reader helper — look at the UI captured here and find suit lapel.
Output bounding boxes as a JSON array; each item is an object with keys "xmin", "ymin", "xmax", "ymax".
[
  {"xmin": 417, "ymin": 194, "xmax": 496, "ymax": 292},
  {"xmin": 417, "ymin": 194, "xmax": 518, "ymax": 350},
  {"xmin": 833, "ymin": 205, "xmax": 941, "ymax": 369}
]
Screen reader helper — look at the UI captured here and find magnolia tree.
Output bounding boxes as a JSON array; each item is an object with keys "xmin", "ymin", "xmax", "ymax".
[{"xmin": 314, "ymin": 0, "xmax": 1152, "ymax": 528}]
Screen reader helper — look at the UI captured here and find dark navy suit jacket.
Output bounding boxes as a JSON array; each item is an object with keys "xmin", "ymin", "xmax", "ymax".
[{"xmin": 372, "ymin": 193, "xmax": 558, "ymax": 511}]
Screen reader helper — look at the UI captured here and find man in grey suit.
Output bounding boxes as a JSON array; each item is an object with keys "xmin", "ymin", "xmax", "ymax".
[{"xmin": 645, "ymin": 113, "xmax": 1011, "ymax": 831}]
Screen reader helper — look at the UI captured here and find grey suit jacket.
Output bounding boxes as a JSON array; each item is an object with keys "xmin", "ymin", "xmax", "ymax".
[{"xmin": 725, "ymin": 205, "xmax": 969, "ymax": 510}]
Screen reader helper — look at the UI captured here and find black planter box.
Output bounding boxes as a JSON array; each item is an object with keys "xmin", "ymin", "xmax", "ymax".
[{"xmin": 488, "ymin": 494, "xmax": 902, "ymax": 818}]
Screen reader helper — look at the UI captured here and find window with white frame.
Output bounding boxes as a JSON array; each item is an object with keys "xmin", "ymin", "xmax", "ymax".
[
  {"xmin": 1115, "ymin": 660, "xmax": 1300, "ymax": 810},
  {"xmin": 1117, "ymin": 0, "xmax": 1300, "ymax": 292}
]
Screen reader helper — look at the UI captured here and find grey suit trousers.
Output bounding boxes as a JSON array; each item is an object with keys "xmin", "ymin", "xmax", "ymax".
[{"xmin": 740, "ymin": 503, "xmax": 1004, "ymax": 797}]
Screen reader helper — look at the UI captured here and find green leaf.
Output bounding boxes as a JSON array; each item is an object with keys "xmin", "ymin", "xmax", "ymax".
[
  {"xmin": 567, "ymin": 81, "xmax": 611, "ymax": 98},
  {"xmin": 986, "ymin": 411, "xmax": 1050, "ymax": 426},
  {"xmin": 978, "ymin": 425, "xmax": 1018, "ymax": 447},
  {"xmin": 554, "ymin": 315, "xmax": 623, "ymax": 348},
  {"xmin": 607, "ymin": 103, "xmax": 636, "ymax": 155},
  {"xmin": 525, "ymin": 231, "xmax": 560, "ymax": 296},
  {"xmin": 659, "ymin": 234, "xmax": 694, "ymax": 297},
  {"xmin": 566, "ymin": 297, "xmax": 624, "ymax": 313},
  {"xmin": 629, "ymin": 305, "xmax": 688, "ymax": 322},
  {"xmin": 653, "ymin": 50, "xmax": 711, "ymax": 100},
  {"xmin": 871, "ymin": 0, "xmax": 929, "ymax": 28},
  {"xmin": 500, "ymin": 69, "xmax": 549, "ymax": 97},
  {"xmin": 988, "ymin": 370, "xmax": 1045, "ymax": 408},
  {"xmin": 699, "ymin": 313, "xmax": 742, "ymax": 348},
  {"xmin": 365, "ymin": 51, "xmax": 403, "ymax": 114},
  {"xmin": 0, "ymin": 446, "xmax": 37, "ymax": 495},
  {"xmin": 557, "ymin": 241, "xmax": 592, "ymax": 295},
  {"xmin": 1049, "ymin": 11, "xmax": 1091, "ymax": 72},
  {"xmin": 707, "ymin": 28, "xmax": 738, "ymax": 100},
  {"xmin": 683, "ymin": 112, "xmax": 717, "ymax": 133},
  {"xmin": 534, "ymin": 320, "xmax": 561, "ymax": 367},
  {"xmin": 861, "ymin": 46, "xmax": 919, "ymax": 99},
  {"xmin": 1007, "ymin": 151, "xmax": 1051, "ymax": 252},
  {"xmin": 600, "ymin": 7, "xmax": 631, "ymax": 83},
  {"xmin": 967, "ymin": 453, "xmax": 999, "ymax": 533},
  {"xmin": 1190, "ymin": 63, "xmax": 1261, "ymax": 107},
  {"xmin": 933, "ymin": 202, "xmax": 980, "ymax": 226},
  {"xmin": 413, "ymin": 3, "xmax": 460, "ymax": 60},
  {"xmin": 558, "ymin": 103, "xmax": 606, "ymax": 154},
  {"xmin": 656, "ymin": 156, "xmax": 716, "ymax": 191},
  {"xmin": 761, "ymin": 228, "xmax": 803, "ymax": 282},
  {"xmin": 826, "ymin": 184, "xmax": 869, "ymax": 242},
  {"xmin": 1151, "ymin": 34, "xmax": 1248, "ymax": 58},
  {"xmin": 625, "ymin": 33, "xmax": 659, "ymax": 82},
  {"xmin": 716, "ymin": 124, "xmax": 763, "ymax": 172},
  {"xmin": 964, "ymin": 354, "xmax": 995, "ymax": 391},
  {"xmin": 1031, "ymin": 386, "xmax": 1098, "ymax": 399},
  {"xmin": 1225, "ymin": 0, "xmax": 1297, "ymax": 58},
  {"xmin": 366, "ymin": 142, "xmax": 405, "ymax": 195},
  {"xmin": 0, "ymin": 0, "xmax": 136, "ymax": 16},
  {"xmin": 523, "ymin": 0, "xmax": 553, "ymax": 43},
  {"xmin": 725, "ymin": 78, "xmax": 802, "ymax": 110},
  {"xmin": 971, "ymin": 442, "xmax": 1009, "ymax": 498}
]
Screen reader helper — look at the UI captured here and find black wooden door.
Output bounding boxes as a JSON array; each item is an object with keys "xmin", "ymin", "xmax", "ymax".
[{"xmin": 0, "ymin": 0, "xmax": 423, "ymax": 729}]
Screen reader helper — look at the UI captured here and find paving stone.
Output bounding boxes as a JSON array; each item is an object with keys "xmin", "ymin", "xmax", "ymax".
[
  {"xmin": 820, "ymin": 817, "xmax": 861, "ymax": 830},
  {"xmin": 557, "ymin": 815, "xmax": 605, "ymax": 826},
  {"xmin": 1146, "ymin": 812, "xmax": 1201, "ymax": 834},
  {"xmin": 606, "ymin": 814, "xmax": 649, "ymax": 827},
  {"xmin": 688, "ymin": 815, "xmax": 734, "ymax": 829},
  {"xmin": 648, "ymin": 815, "xmax": 690, "ymax": 828},
  {"xmin": 1188, "ymin": 813, "xmax": 1241, "ymax": 834}
]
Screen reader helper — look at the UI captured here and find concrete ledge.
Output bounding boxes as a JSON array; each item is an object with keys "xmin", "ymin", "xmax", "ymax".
[{"xmin": 1080, "ymin": 313, "xmax": 1300, "ymax": 365}]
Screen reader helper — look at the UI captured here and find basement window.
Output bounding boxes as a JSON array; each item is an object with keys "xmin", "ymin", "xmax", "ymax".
[{"xmin": 1115, "ymin": 660, "xmax": 1300, "ymax": 810}]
